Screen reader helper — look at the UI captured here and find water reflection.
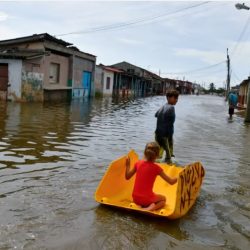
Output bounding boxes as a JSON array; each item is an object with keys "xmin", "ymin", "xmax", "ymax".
[
  {"xmin": 0, "ymin": 95, "xmax": 250, "ymax": 249},
  {"xmin": 0, "ymin": 102, "xmax": 74, "ymax": 170}
]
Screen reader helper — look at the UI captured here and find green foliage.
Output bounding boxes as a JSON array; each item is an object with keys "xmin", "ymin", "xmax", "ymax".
[
  {"xmin": 203, "ymin": 84, "xmax": 225, "ymax": 95},
  {"xmin": 209, "ymin": 82, "xmax": 215, "ymax": 92}
]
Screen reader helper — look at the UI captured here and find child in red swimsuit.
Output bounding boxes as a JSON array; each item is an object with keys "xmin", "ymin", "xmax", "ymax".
[{"xmin": 125, "ymin": 142, "xmax": 177, "ymax": 211}]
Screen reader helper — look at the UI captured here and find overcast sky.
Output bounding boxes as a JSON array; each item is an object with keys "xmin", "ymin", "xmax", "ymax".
[{"xmin": 1, "ymin": 0, "xmax": 250, "ymax": 88}]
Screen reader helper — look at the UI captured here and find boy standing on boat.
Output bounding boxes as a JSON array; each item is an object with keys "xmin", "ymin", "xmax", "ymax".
[{"xmin": 155, "ymin": 89, "xmax": 179, "ymax": 163}]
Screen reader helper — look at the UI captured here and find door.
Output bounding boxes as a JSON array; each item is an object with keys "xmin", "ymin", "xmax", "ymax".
[
  {"xmin": 0, "ymin": 64, "xmax": 8, "ymax": 101},
  {"xmin": 82, "ymin": 71, "xmax": 91, "ymax": 97}
]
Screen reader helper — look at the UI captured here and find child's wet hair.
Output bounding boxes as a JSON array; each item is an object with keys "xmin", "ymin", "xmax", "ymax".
[
  {"xmin": 144, "ymin": 142, "xmax": 160, "ymax": 161},
  {"xmin": 166, "ymin": 89, "xmax": 179, "ymax": 99}
]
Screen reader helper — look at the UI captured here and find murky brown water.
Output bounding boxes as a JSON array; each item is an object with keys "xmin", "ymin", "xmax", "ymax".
[{"xmin": 0, "ymin": 95, "xmax": 249, "ymax": 250}]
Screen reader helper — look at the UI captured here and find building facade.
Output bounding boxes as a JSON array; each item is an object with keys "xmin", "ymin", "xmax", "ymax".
[
  {"xmin": 95, "ymin": 65, "xmax": 122, "ymax": 97},
  {"xmin": 111, "ymin": 61, "xmax": 162, "ymax": 97},
  {"xmin": 238, "ymin": 77, "xmax": 249, "ymax": 108},
  {"xmin": 0, "ymin": 33, "xmax": 96, "ymax": 102}
]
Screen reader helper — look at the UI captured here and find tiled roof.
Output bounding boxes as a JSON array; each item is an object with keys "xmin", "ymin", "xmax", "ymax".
[{"xmin": 102, "ymin": 66, "xmax": 123, "ymax": 73}]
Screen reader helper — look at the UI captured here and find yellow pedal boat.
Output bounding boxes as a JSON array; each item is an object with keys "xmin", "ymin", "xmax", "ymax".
[{"xmin": 95, "ymin": 150, "xmax": 205, "ymax": 219}]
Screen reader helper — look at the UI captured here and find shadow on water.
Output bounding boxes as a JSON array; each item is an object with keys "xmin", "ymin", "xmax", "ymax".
[
  {"xmin": 94, "ymin": 205, "xmax": 188, "ymax": 238},
  {"xmin": 1, "ymin": 95, "xmax": 250, "ymax": 250}
]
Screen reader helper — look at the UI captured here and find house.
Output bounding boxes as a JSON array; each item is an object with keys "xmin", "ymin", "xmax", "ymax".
[
  {"xmin": 162, "ymin": 78, "xmax": 194, "ymax": 94},
  {"xmin": 148, "ymin": 71, "xmax": 165, "ymax": 95},
  {"xmin": 163, "ymin": 78, "xmax": 177, "ymax": 93},
  {"xmin": 192, "ymin": 83, "xmax": 202, "ymax": 95},
  {"xmin": 111, "ymin": 62, "xmax": 196, "ymax": 97},
  {"xmin": 238, "ymin": 77, "xmax": 250, "ymax": 108},
  {"xmin": 0, "ymin": 33, "xmax": 96, "ymax": 102},
  {"xmin": 95, "ymin": 64, "xmax": 123, "ymax": 97},
  {"xmin": 175, "ymin": 80, "xmax": 194, "ymax": 94},
  {"xmin": 111, "ymin": 61, "xmax": 164, "ymax": 97}
]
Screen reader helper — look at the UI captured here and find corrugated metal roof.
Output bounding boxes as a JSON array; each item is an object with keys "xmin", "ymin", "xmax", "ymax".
[
  {"xmin": 0, "ymin": 34, "xmax": 96, "ymax": 59},
  {"xmin": 111, "ymin": 61, "xmax": 163, "ymax": 80},
  {"xmin": 0, "ymin": 33, "xmax": 71, "ymax": 47}
]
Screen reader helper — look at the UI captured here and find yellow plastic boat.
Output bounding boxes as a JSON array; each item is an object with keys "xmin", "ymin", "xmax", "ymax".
[{"xmin": 95, "ymin": 150, "xmax": 205, "ymax": 219}]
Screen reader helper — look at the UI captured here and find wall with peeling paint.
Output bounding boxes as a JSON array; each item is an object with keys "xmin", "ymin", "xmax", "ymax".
[
  {"xmin": 21, "ymin": 71, "xmax": 44, "ymax": 102},
  {"xmin": 21, "ymin": 58, "xmax": 44, "ymax": 102}
]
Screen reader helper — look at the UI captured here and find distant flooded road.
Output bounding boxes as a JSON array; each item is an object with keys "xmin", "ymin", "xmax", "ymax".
[{"xmin": 0, "ymin": 95, "xmax": 249, "ymax": 250}]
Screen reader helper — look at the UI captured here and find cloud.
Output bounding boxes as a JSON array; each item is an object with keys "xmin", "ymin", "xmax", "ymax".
[
  {"xmin": 0, "ymin": 11, "xmax": 9, "ymax": 22},
  {"xmin": 0, "ymin": 1, "xmax": 249, "ymax": 88},
  {"xmin": 174, "ymin": 48, "xmax": 225, "ymax": 64},
  {"xmin": 117, "ymin": 38, "xmax": 143, "ymax": 45},
  {"xmin": 0, "ymin": 25, "xmax": 19, "ymax": 39}
]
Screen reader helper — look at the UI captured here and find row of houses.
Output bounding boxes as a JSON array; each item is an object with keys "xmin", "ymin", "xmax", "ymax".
[
  {"xmin": 0, "ymin": 33, "xmax": 199, "ymax": 102},
  {"xmin": 238, "ymin": 77, "xmax": 250, "ymax": 108}
]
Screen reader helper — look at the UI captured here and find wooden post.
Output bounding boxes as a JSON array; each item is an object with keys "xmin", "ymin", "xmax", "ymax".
[
  {"xmin": 131, "ymin": 76, "xmax": 135, "ymax": 96},
  {"xmin": 119, "ymin": 73, "xmax": 122, "ymax": 97},
  {"xmin": 226, "ymin": 48, "xmax": 230, "ymax": 101},
  {"xmin": 112, "ymin": 73, "xmax": 116, "ymax": 97}
]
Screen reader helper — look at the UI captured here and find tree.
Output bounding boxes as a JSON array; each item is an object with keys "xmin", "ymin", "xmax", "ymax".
[
  {"xmin": 216, "ymin": 87, "xmax": 225, "ymax": 96},
  {"xmin": 209, "ymin": 82, "xmax": 215, "ymax": 94}
]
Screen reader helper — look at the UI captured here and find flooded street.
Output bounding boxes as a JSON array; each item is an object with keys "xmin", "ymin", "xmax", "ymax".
[{"xmin": 0, "ymin": 95, "xmax": 250, "ymax": 250}]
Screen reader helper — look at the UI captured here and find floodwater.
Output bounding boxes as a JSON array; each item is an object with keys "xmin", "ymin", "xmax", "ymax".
[{"xmin": 0, "ymin": 95, "xmax": 249, "ymax": 250}]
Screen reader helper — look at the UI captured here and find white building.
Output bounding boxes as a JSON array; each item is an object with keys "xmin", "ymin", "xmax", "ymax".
[{"xmin": 95, "ymin": 65, "xmax": 122, "ymax": 97}]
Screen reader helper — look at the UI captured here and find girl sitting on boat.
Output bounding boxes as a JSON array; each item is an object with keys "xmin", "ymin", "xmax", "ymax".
[{"xmin": 125, "ymin": 141, "xmax": 177, "ymax": 211}]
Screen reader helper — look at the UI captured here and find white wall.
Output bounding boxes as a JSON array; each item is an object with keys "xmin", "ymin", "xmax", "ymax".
[
  {"xmin": 94, "ymin": 66, "xmax": 103, "ymax": 95},
  {"xmin": 103, "ymin": 70, "xmax": 114, "ymax": 96},
  {"xmin": 0, "ymin": 59, "xmax": 22, "ymax": 101}
]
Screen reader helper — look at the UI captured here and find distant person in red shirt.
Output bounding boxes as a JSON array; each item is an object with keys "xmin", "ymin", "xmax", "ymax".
[{"xmin": 125, "ymin": 142, "xmax": 177, "ymax": 211}]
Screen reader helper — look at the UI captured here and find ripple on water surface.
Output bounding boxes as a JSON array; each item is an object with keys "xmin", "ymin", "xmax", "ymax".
[{"xmin": 0, "ymin": 96, "xmax": 250, "ymax": 249}]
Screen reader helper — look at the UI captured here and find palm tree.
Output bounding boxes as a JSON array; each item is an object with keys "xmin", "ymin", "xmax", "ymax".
[{"xmin": 209, "ymin": 82, "xmax": 215, "ymax": 94}]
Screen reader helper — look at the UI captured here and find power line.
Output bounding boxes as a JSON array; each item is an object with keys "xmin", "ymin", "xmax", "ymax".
[
  {"xmin": 160, "ymin": 61, "xmax": 227, "ymax": 87},
  {"xmin": 152, "ymin": 1, "xmax": 231, "ymax": 25},
  {"xmin": 56, "ymin": 2, "xmax": 209, "ymax": 37},
  {"xmin": 231, "ymin": 15, "xmax": 250, "ymax": 57},
  {"xmin": 232, "ymin": 70, "xmax": 241, "ymax": 82},
  {"xmin": 160, "ymin": 60, "xmax": 226, "ymax": 76},
  {"xmin": 230, "ymin": 66, "xmax": 242, "ymax": 82},
  {"xmin": 186, "ymin": 67, "xmax": 227, "ymax": 78}
]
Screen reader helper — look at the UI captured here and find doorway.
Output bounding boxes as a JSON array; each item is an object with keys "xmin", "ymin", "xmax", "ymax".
[{"xmin": 0, "ymin": 64, "xmax": 8, "ymax": 101}]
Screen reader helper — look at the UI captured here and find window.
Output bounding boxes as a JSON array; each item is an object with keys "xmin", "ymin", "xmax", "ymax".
[
  {"xmin": 49, "ymin": 63, "xmax": 60, "ymax": 83},
  {"xmin": 106, "ymin": 77, "xmax": 110, "ymax": 90}
]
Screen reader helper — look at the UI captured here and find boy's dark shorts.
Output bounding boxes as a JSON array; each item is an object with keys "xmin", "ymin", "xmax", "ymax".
[
  {"xmin": 155, "ymin": 133, "xmax": 173, "ymax": 158},
  {"xmin": 229, "ymin": 107, "xmax": 234, "ymax": 115}
]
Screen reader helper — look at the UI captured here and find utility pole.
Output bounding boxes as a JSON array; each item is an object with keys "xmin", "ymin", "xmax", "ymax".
[{"xmin": 226, "ymin": 48, "xmax": 230, "ymax": 101}]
